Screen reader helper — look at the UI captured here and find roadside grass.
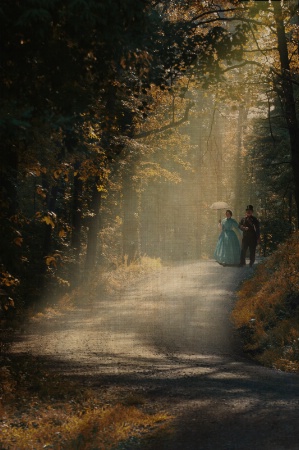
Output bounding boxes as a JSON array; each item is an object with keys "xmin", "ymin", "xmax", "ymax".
[
  {"xmin": 0, "ymin": 256, "xmax": 171, "ymax": 449},
  {"xmin": 63, "ymin": 255, "xmax": 163, "ymax": 310},
  {"xmin": 99, "ymin": 255, "xmax": 162, "ymax": 295},
  {"xmin": 0, "ymin": 354, "xmax": 171, "ymax": 449},
  {"xmin": 232, "ymin": 231, "xmax": 299, "ymax": 373},
  {"xmin": 22, "ymin": 256, "xmax": 162, "ymax": 318}
]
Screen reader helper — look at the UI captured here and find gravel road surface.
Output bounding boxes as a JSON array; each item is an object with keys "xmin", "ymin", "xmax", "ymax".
[{"xmin": 12, "ymin": 260, "xmax": 299, "ymax": 449}]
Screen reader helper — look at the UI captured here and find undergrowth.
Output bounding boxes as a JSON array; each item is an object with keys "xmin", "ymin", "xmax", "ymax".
[
  {"xmin": 20, "ymin": 256, "xmax": 162, "ymax": 322},
  {"xmin": 100, "ymin": 255, "xmax": 162, "ymax": 295},
  {"xmin": 0, "ymin": 256, "xmax": 170, "ymax": 449},
  {"xmin": 232, "ymin": 231, "xmax": 299, "ymax": 373},
  {"xmin": 0, "ymin": 354, "xmax": 171, "ymax": 449}
]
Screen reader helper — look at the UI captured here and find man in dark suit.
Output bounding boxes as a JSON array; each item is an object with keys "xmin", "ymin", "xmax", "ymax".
[{"xmin": 239, "ymin": 205, "xmax": 260, "ymax": 267}]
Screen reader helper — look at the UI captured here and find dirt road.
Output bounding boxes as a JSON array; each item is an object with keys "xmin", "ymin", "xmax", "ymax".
[{"xmin": 12, "ymin": 261, "xmax": 299, "ymax": 449}]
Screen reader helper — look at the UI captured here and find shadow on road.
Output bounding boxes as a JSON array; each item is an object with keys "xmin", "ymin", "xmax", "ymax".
[{"xmin": 11, "ymin": 260, "xmax": 299, "ymax": 449}]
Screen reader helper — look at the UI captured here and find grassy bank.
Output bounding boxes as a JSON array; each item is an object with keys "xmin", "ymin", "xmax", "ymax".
[{"xmin": 232, "ymin": 231, "xmax": 299, "ymax": 373}]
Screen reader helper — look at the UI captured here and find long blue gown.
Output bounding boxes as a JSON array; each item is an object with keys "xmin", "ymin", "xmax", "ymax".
[{"xmin": 214, "ymin": 217, "xmax": 242, "ymax": 266}]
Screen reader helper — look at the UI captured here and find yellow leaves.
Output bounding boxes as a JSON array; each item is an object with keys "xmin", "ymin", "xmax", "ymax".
[
  {"xmin": 120, "ymin": 56, "xmax": 126, "ymax": 69},
  {"xmin": 0, "ymin": 344, "xmax": 172, "ymax": 450},
  {"xmin": 119, "ymin": 50, "xmax": 152, "ymax": 73},
  {"xmin": 45, "ymin": 256, "xmax": 57, "ymax": 267},
  {"xmin": 58, "ymin": 224, "xmax": 71, "ymax": 239},
  {"xmin": 0, "ymin": 400, "xmax": 171, "ymax": 450},
  {"xmin": 0, "ymin": 271, "xmax": 20, "ymax": 287},
  {"xmin": 53, "ymin": 167, "xmax": 69, "ymax": 182},
  {"xmin": 57, "ymin": 277, "xmax": 70, "ymax": 287},
  {"xmin": 78, "ymin": 159, "xmax": 110, "ymax": 182},
  {"xmin": 58, "ymin": 229, "xmax": 67, "ymax": 238},
  {"xmin": 36, "ymin": 213, "xmax": 69, "ymax": 238},
  {"xmin": 41, "ymin": 212, "xmax": 56, "ymax": 228},
  {"xmin": 36, "ymin": 185, "xmax": 47, "ymax": 199},
  {"xmin": 96, "ymin": 184, "xmax": 107, "ymax": 193},
  {"xmin": 13, "ymin": 236, "xmax": 23, "ymax": 247},
  {"xmin": 53, "ymin": 169, "xmax": 62, "ymax": 179},
  {"xmin": 137, "ymin": 162, "xmax": 181, "ymax": 183},
  {"xmin": 232, "ymin": 232, "xmax": 299, "ymax": 372},
  {"xmin": 45, "ymin": 253, "xmax": 62, "ymax": 268},
  {"xmin": 27, "ymin": 166, "xmax": 47, "ymax": 177},
  {"xmin": 11, "ymin": 229, "xmax": 23, "ymax": 247},
  {"xmin": 42, "ymin": 215, "xmax": 55, "ymax": 228}
]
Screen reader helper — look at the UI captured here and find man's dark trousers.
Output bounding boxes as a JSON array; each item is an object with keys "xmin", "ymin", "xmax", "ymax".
[{"xmin": 240, "ymin": 234, "xmax": 257, "ymax": 266}]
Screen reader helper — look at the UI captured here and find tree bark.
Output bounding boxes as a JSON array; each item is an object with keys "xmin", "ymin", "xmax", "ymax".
[
  {"xmin": 71, "ymin": 163, "xmax": 83, "ymax": 256},
  {"xmin": 122, "ymin": 171, "xmax": 141, "ymax": 265},
  {"xmin": 42, "ymin": 183, "xmax": 58, "ymax": 257},
  {"xmin": 0, "ymin": 147, "xmax": 18, "ymax": 217},
  {"xmin": 273, "ymin": 1, "xmax": 299, "ymax": 226},
  {"xmin": 85, "ymin": 179, "xmax": 102, "ymax": 276}
]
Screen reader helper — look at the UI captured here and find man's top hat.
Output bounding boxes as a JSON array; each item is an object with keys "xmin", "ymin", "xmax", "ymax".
[{"xmin": 246, "ymin": 205, "xmax": 254, "ymax": 211}]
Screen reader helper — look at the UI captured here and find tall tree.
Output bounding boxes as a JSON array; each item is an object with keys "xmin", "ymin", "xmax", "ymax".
[{"xmin": 272, "ymin": 0, "xmax": 299, "ymax": 224}]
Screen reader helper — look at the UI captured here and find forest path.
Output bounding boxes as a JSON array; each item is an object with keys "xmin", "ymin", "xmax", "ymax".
[{"xmin": 12, "ymin": 260, "xmax": 299, "ymax": 449}]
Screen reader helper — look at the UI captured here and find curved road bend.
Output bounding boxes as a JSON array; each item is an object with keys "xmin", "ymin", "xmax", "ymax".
[{"xmin": 12, "ymin": 260, "xmax": 299, "ymax": 450}]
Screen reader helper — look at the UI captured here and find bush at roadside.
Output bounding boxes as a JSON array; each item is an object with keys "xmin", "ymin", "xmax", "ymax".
[{"xmin": 232, "ymin": 231, "xmax": 299, "ymax": 373}]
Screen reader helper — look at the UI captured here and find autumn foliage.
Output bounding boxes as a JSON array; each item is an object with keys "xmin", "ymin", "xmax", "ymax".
[
  {"xmin": 232, "ymin": 231, "xmax": 299, "ymax": 372},
  {"xmin": 0, "ymin": 0, "xmax": 254, "ymax": 320}
]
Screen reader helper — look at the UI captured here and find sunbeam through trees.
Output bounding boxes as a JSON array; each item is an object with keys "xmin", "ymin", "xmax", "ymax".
[{"xmin": 0, "ymin": 0, "xmax": 298, "ymax": 321}]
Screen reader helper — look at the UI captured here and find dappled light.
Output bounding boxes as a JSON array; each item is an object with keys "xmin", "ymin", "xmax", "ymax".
[
  {"xmin": 8, "ymin": 260, "xmax": 299, "ymax": 448},
  {"xmin": 2, "ymin": 0, "xmax": 299, "ymax": 448}
]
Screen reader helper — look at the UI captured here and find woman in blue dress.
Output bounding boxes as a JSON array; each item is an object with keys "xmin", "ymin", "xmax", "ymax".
[{"xmin": 214, "ymin": 210, "xmax": 242, "ymax": 266}]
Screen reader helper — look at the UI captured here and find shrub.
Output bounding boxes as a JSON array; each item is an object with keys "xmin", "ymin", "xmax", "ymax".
[{"xmin": 232, "ymin": 231, "xmax": 299, "ymax": 372}]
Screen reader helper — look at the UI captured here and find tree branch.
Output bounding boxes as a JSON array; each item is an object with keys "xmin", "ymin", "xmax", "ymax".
[
  {"xmin": 189, "ymin": 15, "xmax": 270, "ymax": 31},
  {"xmin": 134, "ymin": 101, "xmax": 194, "ymax": 139},
  {"xmin": 221, "ymin": 59, "xmax": 263, "ymax": 73},
  {"xmin": 190, "ymin": 6, "xmax": 245, "ymax": 24},
  {"xmin": 270, "ymin": 66, "xmax": 299, "ymax": 88}
]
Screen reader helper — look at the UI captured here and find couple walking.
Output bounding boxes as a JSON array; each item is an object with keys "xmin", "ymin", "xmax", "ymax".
[{"xmin": 214, "ymin": 205, "xmax": 260, "ymax": 267}]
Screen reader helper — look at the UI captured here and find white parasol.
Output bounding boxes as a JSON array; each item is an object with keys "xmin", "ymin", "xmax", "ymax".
[
  {"xmin": 210, "ymin": 201, "xmax": 231, "ymax": 210},
  {"xmin": 210, "ymin": 201, "xmax": 231, "ymax": 222}
]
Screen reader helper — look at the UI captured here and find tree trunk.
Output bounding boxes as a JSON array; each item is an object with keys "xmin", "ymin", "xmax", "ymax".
[
  {"xmin": 71, "ymin": 163, "xmax": 83, "ymax": 256},
  {"xmin": 0, "ymin": 146, "xmax": 19, "ymax": 276},
  {"xmin": 273, "ymin": 1, "xmax": 299, "ymax": 226},
  {"xmin": 122, "ymin": 171, "xmax": 141, "ymax": 265},
  {"xmin": 85, "ymin": 179, "xmax": 102, "ymax": 276},
  {"xmin": 43, "ymin": 183, "xmax": 58, "ymax": 257},
  {"xmin": 234, "ymin": 103, "xmax": 248, "ymax": 211},
  {"xmin": 0, "ymin": 147, "xmax": 18, "ymax": 216},
  {"xmin": 70, "ymin": 164, "xmax": 83, "ymax": 285}
]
